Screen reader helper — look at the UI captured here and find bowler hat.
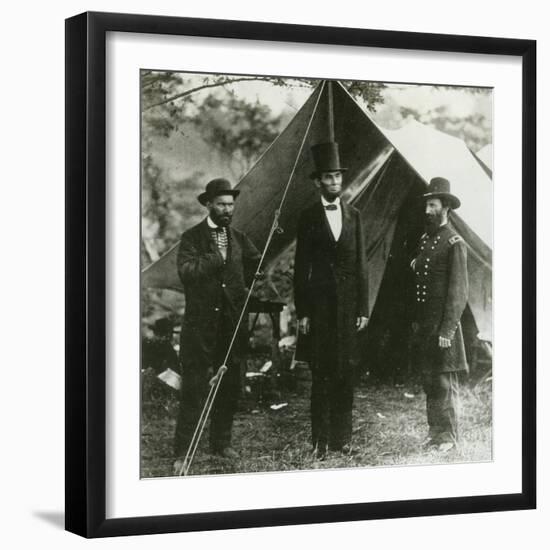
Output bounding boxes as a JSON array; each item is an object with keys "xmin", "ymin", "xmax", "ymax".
[
  {"xmin": 422, "ymin": 177, "xmax": 461, "ymax": 209},
  {"xmin": 309, "ymin": 142, "xmax": 348, "ymax": 179},
  {"xmin": 197, "ymin": 178, "xmax": 240, "ymax": 206}
]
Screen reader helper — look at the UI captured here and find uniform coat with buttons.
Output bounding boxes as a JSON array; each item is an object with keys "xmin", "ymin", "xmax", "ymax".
[
  {"xmin": 411, "ymin": 223, "xmax": 468, "ymax": 373},
  {"xmin": 294, "ymin": 200, "xmax": 368, "ymax": 450},
  {"xmin": 173, "ymin": 218, "xmax": 261, "ymax": 456}
]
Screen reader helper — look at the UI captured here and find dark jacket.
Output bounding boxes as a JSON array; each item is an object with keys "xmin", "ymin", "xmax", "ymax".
[
  {"xmin": 293, "ymin": 200, "xmax": 368, "ymax": 375},
  {"xmin": 411, "ymin": 223, "xmax": 469, "ymax": 373},
  {"xmin": 177, "ymin": 218, "xmax": 261, "ymax": 372}
]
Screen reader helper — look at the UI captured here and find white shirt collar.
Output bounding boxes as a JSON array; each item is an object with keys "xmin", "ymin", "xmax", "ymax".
[
  {"xmin": 321, "ymin": 196, "xmax": 341, "ymax": 208},
  {"xmin": 206, "ymin": 216, "xmax": 219, "ymax": 229}
]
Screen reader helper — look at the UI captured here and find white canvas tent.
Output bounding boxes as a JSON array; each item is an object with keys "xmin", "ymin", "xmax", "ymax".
[{"xmin": 376, "ymin": 120, "xmax": 493, "ymax": 341}]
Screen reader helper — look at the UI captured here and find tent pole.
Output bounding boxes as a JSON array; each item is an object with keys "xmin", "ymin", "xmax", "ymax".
[
  {"xmin": 178, "ymin": 81, "xmax": 327, "ymax": 476},
  {"xmin": 328, "ymin": 80, "xmax": 335, "ymax": 141}
]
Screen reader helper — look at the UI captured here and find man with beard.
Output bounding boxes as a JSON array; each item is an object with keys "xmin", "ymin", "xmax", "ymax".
[
  {"xmin": 411, "ymin": 177, "xmax": 469, "ymax": 453},
  {"xmin": 173, "ymin": 178, "xmax": 261, "ymax": 474},
  {"xmin": 294, "ymin": 142, "xmax": 369, "ymax": 459}
]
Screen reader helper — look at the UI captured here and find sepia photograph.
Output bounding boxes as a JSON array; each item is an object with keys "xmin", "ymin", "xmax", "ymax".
[{"xmin": 139, "ymin": 71, "xmax": 493, "ymax": 479}]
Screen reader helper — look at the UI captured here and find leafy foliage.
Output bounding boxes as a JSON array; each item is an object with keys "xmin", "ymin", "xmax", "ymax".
[
  {"xmin": 342, "ymin": 80, "xmax": 387, "ymax": 111},
  {"xmin": 142, "ymin": 153, "xmax": 205, "ymax": 256},
  {"xmin": 193, "ymin": 93, "xmax": 283, "ymax": 175}
]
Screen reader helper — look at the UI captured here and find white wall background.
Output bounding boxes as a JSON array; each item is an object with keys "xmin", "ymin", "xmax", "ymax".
[{"xmin": 0, "ymin": 1, "xmax": 546, "ymax": 548}]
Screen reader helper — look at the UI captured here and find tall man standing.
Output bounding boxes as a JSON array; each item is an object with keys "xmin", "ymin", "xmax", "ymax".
[
  {"xmin": 411, "ymin": 177, "xmax": 469, "ymax": 453},
  {"xmin": 294, "ymin": 142, "xmax": 369, "ymax": 459},
  {"xmin": 173, "ymin": 178, "xmax": 261, "ymax": 474}
]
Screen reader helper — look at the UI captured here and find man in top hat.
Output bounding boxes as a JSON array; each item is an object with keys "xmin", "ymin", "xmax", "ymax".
[
  {"xmin": 294, "ymin": 142, "xmax": 369, "ymax": 459},
  {"xmin": 410, "ymin": 177, "xmax": 469, "ymax": 453},
  {"xmin": 173, "ymin": 178, "xmax": 261, "ymax": 473}
]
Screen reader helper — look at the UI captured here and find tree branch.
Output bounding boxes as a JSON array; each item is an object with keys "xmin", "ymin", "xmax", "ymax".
[
  {"xmin": 143, "ymin": 76, "xmax": 303, "ymax": 111},
  {"xmin": 141, "ymin": 75, "xmax": 169, "ymax": 89}
]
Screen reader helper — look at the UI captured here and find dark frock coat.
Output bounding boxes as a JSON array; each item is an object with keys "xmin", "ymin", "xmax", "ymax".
[
  {"xmin": 293, "ymin": 201, "xmax": 369, "ymax": 376},
  {"xmin": 411, "ymin": 223, "xmax": 469, "ymax": 373},
  {"xmin": 173, "ymin": 218, "xmax": 260, "ymax": 455},
  {"xmin": 177, "ymin": 218, "xmax": 261, "ymax": 373}
]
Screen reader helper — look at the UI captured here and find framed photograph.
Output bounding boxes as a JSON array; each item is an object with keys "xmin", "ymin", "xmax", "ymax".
[{"xmin": 65, "ymin": 11, "xmax": 536, "ymax": 538}]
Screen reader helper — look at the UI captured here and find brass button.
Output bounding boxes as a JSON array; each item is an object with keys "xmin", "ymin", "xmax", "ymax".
[{"xmin": 221, "ymin": 283, "xmax": 226, "ymax": 288}]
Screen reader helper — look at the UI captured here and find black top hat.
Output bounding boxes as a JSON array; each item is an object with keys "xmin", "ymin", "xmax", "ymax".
[
  {"xmin": 309, "ymin": 142, "xmax": 348, "ymax": 179},
  {"xmin": 422, "ymin": 177, "xmax": 461, "ymax": 209},
  {"xmin": 198, "ymin": 178, "xmax": 240, "ymax": 206}
]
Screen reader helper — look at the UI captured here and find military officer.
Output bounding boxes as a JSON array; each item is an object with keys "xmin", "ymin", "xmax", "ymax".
[{"xmin": 411, "ymin": 177, "xmax": 469, "ymax": 452}]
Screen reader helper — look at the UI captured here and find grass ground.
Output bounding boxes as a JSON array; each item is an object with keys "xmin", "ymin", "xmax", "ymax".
[{"xmin": 140, "ymin": 369, "xmax": 492, "ymax": 478}]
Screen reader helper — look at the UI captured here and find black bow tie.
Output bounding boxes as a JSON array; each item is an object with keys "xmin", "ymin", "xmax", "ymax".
[{"xmin": 324, "ymin": 204, "xmax": 337, "ymax": 211}]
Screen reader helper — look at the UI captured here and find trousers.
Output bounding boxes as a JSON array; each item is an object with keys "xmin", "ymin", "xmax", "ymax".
[
  {"xmin": 311, "ymin": 370, "xmax": 353, "ymax": 451},
  {"xmin": 173, "ymin": 306, "xmax": 241, "ymax": 457},
  {"xmin": 309, "ymin": 294, "xmax": 354, "ymax": 451},
  {"xmin": 422, "ymin": 371, "xmax": 460, "ymax": 444}
]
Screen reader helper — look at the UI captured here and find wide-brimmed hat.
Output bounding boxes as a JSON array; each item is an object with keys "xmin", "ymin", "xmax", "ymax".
[
  {"xmin": 309, "ymin": 142, "xmax": 348, "ymax": 179},
  {"xmin": 197, "ymin": 178, "xmax": 240, "ymax": 206},
  {"xmin": 422, "ymin": 177, "xmax": 461, "ymax": 209}
]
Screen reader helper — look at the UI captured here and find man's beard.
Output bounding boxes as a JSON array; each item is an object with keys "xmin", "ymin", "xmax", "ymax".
[
  {"xmin": 321, "ymin": 188, "xmax": 341, "ymax": 202},
  {"xmin": 211, "ymin": 211, "xmax": 232, "ymax": 227},
  {"xmin": 425, "ymin": 211, "xmax": 444, "ymax": 234}
]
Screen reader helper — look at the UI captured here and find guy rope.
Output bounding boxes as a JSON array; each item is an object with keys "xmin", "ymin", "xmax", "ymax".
[{"xmin": 176, "ymin": 81, "xmax": 328, "ymax": 476}]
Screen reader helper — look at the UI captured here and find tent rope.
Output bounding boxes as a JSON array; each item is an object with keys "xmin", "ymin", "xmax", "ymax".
[{"xmin": 178, "ymin": 81, "xmax": 327, "ymax": 476}]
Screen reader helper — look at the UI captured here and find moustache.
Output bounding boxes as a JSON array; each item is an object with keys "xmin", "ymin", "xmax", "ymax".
[{"xmin": 217, "ymin": 214, "xmax": 232, "ymax": 226}]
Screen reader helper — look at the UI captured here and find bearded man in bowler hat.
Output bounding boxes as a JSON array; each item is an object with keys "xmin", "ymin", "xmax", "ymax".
[
  {"xmin": 173, "ymin": 178, "xmax": 261, "ymax": 474},
  {"xmin": 294, "ymin": 142, "xmax": 369, "ymax": 459},
  {"xmin": 411, "ymin": 177, "xmax": 469, "ymax": 453}
]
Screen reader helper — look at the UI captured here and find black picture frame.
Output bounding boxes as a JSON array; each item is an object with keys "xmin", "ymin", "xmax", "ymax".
[{"xmin": 65, "ymin": 11, "xmax": 536, "ymax": 538}]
